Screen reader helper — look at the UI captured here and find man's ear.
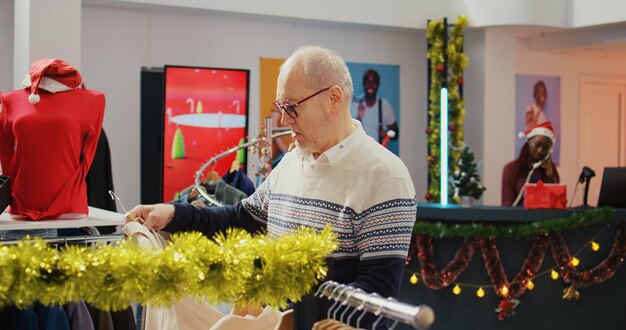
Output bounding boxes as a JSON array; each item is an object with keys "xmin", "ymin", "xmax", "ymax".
[{"xmin": 328, "ymin": 85, "xmax": 343, "ymax": 113}]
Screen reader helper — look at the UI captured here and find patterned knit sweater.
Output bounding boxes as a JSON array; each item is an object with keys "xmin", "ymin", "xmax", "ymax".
[{"xmin": 165, "ymin": 121, "xmax": 416, "ymax": 329}]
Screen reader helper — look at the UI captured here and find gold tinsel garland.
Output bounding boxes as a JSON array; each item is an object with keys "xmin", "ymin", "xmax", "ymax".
[
  {"xmin": 426, "ymin": 16, "xmax": 469, "ymax": 203},
  {"xmin": 0, "ymin": 226, "xmax": 337, "ymax": 311}
]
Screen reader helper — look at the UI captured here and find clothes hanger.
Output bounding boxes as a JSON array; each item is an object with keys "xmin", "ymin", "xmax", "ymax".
[
  {"xmin": 204, "ymin": 170, "xmax": 221, "ymax": 184},
  {"xmin": 385, "ymin": 297, "xmax": 400, "ymax": 330},
  {"xmin": 327, "ymin": 286, "xmax": 350, "ymax": 319},
  {"xmin": 338, "ymin": 289, "xmax": 358, "ymax": 325},
  {"xmin": 314, "ymin": 281, "xmax": 333, "ymax": 297},
  {"xmin": 311, "ymin": 286, "xmax": 351, "ymax": 330},
  {"xmin": 371, "ymin": 297, "xmax": 399, "ymax": 330},
  {"xmin": 229, "ymin": 159, "xmax": 241, "ymax": 174},
  {"xmin": 345, "ymin": 289, "xmax": 366, "ymax": 326},
  {"xmin": 356, "ymin": 293, "xmax": 381, "ymax": 329},
  {"xmin": 369, "ymin": 300, "xmax": 387, "ymax": 330}
]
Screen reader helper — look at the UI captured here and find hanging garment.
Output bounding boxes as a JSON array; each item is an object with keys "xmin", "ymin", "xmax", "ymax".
[
  {"xmin": 85, "ymin": 303, "xmax": 114, "ymax": 330},
  {"xmin": 0, "ymin": 59, "xmax": 105, "ymax": 220},
  {"xmin": 123, "ymin": 222, "xmax": 226, "ymax": 329},
  {"xmin": 0, "ymin": 306, "xmax": 38, "ymax": 330},
  {"xmin": 208, "ymin": 306, "xmax": 288, "ymax": 330},
  {"xmin": 64, "ymin": 301, "xmax": 95, "ymax": 330},
  {"xmin": 33, "ymin": 303, "xmax": 71, "ymax": 330},
  {"xmin": 222, "ymin": 168, "xmax": 255, "ymax": 196},
  {"xmin": 175, "ymin": 178, "xmax": 248, "ymax": 207},
  {"xmin": 85, "ymin": 129, "xmax": 118, "ymax": 235},
  {"xmin": 110, "ymin": 308, "xmax": 136, "ymax": 330},
  {"xmin": 86, "ymin": 129, "xmax": 116, "ymax": 212}
]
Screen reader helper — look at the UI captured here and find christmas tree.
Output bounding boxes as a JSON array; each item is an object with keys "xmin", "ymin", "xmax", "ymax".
[
  {"xmin": 452, "ymin": 146, "xmax": 486, "ymax": 200},
  {"xmin": 171, "ymin": 126, "xmax": 185, "ymax": 159}
]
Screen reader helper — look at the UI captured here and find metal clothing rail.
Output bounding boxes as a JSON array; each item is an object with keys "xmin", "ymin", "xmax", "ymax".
[
  {"xmin": 193, "ymin": 128, "xmax": 291, "ymax": 203},
  {"xmin": 0, "ymin": 234, "xmax": 125, "ymax": 245},
  {"xmin": 315, "ymin": 281, "xmax": 435, "ymax": 330}
]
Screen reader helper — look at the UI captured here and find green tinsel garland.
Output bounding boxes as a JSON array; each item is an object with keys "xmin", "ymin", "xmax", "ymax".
[
  {"xmin": 413, "ymin": 207, "xmax": 615, "ymax": 239},
  {"xmin": 0, "ymin": 226, "xmax": 337, "ymax": 311},
  {"xmin": 426, "ymin": 16, "xmax": 469, "ymax": 203}
]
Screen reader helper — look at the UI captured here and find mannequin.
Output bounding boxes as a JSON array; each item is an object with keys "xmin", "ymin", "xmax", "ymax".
[{"xmin": 0, "ymin": 59, "xmax": 105, "ymax": 220}]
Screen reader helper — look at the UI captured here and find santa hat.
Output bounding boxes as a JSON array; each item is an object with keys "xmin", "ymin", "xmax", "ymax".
[
  {"xmin": 518, "ymin": 121, "xmax": 556, "ymax": 143},
  {"xmin": 24, "ymin": 59, "xmax": 84, "ymax": 104}
]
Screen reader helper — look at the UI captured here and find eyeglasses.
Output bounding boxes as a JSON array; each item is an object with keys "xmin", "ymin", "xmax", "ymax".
[{"xmin": 273, "ymin": 87, "xmax": 331, "ymax": 118}]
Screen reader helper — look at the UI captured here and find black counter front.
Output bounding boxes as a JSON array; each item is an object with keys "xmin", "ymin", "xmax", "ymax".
[
  {"xmin": 416, "ymin": 202, "xmax": 626, "ymax": 223},
  {"xmin": 397, "ymin": 204, "xmax": 626, "ymax": 330}
]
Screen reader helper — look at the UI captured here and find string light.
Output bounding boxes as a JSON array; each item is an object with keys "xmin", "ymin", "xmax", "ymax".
[
  {"xmin": 407, "ymin": 226, "xmax": 616, "ymax": 304},
  {"xmin": 551, "ymin": 270, "xmax": 560, "ymax": 280},
  {"xmin": 591, "ymin": 241, "xmax": 600, "ymax": 252},
  {"xmin": 500, "ymin": 285, "xmax": 509, "ymax": 296},
  {"xmin": 453, "ymin": 284, "xmax": 461, "ymax": 295}
]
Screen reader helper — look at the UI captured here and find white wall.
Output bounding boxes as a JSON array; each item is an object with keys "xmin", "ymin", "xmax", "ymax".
[
  {"xmin": 462, "ymin": 28, "xmax": 486, "ymax": 200},
  {"xmin": 515, "ymin": 44, "xmax": 626, "ymax": 205},
  {"xmin": 481, "ymin": 29, "xmax": 517, "ymax": 205},
  {"xmin": 13, "ymin": 0, "xmax": 82, "ymax": 87},
  {"xmin": 0, "ymin": 0, "xmax": 13, "ymax": 92},
  {"xmin": 81, "ymin": 5, "xmax": 426, "ymax": 207}
]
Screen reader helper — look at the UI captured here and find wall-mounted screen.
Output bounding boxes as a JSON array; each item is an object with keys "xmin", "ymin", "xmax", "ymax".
[{"xmin": 162, "ymin": 66, "xmax": 249, "ymax": 202}]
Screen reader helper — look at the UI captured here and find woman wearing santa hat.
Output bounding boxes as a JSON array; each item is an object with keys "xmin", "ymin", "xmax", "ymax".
[{"xmin": 501, "ymin": 121, "xmax": 560, "ymax": 206}]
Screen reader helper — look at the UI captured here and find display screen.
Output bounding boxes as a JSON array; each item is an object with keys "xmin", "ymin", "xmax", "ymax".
[{"xmin": 162, "ymin": 66, "xmax": 249, "ymax": 202}]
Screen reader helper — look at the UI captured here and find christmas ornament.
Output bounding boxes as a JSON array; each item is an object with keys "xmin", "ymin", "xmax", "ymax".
[
  {"xmin": 495, "ymin": 297, "xmax": 520, "ymax": 320},
  {"xmin": 562, "ymin": 285, "xmax": 580, "ymax": 300}
]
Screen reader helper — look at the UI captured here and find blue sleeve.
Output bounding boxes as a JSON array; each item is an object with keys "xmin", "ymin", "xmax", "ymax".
[
  {"xmin": 349, "ymin": 257, "xmax": 406, "ymax": 299},
  {"xmin": 163, "ymin": 201, "xmax": 265, "ymax": 237}
]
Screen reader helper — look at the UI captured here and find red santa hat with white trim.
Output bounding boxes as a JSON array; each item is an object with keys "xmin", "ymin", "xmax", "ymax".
[
  {"xmin": 23, "ymin": 59, "xmax": 84, "ymax": 104},
  {"xmin": 518, "ymin": 121, "xmax": 556, "ymax": 144}
]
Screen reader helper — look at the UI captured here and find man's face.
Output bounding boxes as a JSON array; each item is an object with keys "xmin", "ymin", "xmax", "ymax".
[
  {"xmin": 528, "ymin": 135, "xmax": 552, "ymax": 161},
  {"xmin": 364, "ymin": 73, "xmax": 379, "ymax": 98},
  {"xmin": 276, "ymin": 68, "xmax": 330, "ymax": 155}
]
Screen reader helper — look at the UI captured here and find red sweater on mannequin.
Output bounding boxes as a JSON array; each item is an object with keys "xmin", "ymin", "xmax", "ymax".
[{"xmin": 0, "ymin": 59, "xmax": 105, "ymax": 220}]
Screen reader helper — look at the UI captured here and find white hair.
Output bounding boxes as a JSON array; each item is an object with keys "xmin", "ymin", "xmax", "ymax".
[{"xmin": 279, "ymin": 46, "xmax": 353, "ymax": 104}]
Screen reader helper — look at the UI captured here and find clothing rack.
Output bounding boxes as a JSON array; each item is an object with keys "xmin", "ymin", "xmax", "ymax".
[
  {"xmin": 316, "ymin": 281, "xmax": 435, "ymax": 330},
  {"xmin": 194, "ymin": 122, "xmax": 291, "ymax": 203},
  {"xmin": 0, "ymin": 233, "xmax": 124, "ymax": 245}
]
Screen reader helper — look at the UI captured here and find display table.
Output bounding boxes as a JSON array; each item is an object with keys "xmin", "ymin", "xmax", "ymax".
[
  {"xmin": 398, "ymin": 204, "xmax": 626, "ymax": 330},
  {"xmin": 0, "ymin": 206, "xmax": 124, "ymax": 231}
]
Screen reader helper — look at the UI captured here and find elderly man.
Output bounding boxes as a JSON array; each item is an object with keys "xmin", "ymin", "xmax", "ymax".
[{"xmin": 127, "ymin": 46, "xmax": 416, "ymax": 329}]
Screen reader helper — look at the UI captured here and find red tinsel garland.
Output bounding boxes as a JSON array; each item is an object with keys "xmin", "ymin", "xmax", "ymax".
[
  {"xmin": 480, "ymin": 236, "xmax": 549, "ymax": 298},
  {"xmin": 550, "ymin": 225, "xmax": 626, "ymax": 288},
  {"xmin": 413, "ymin": 235, "xmax": 478, "ymax": 289},
  {"xmin": 412, "ymin": 224, "xmax": 626, "ymax": 318}
]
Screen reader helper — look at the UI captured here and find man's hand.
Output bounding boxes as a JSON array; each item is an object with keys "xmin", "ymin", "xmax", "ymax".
[{"xmin": 125, "ymin": 204, "xmax": 175, "ymax": 231}]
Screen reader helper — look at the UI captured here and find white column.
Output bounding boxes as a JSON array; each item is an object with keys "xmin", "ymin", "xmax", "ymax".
[
  {"xmin": 482, "ymin": 29, "xmax": 517, "ymax": 205},
  {"xmin": 13, "ymin": 0, "xmax": 81, "ymax": 88}
]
